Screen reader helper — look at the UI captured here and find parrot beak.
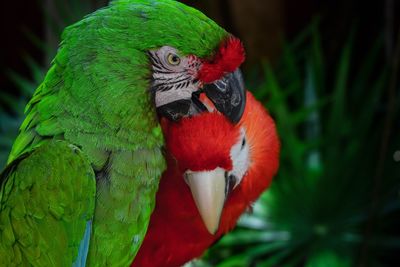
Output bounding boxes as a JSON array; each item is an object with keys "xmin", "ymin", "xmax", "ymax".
[
  {"xmin": 184, "ymin": 168, "xmax": 227, "ymax": 235},
  {"xmin": 202, "ymin": 69, "xmax": 246, "ymax": 123}
]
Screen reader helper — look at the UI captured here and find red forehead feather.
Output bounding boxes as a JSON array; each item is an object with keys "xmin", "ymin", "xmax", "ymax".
[
  {"xmin": 197, "ymin": 37, "xmax": 245, "ymax": 83},
  {"xmin": 164, "ymin": 113, "xmax": 239, "ymax": 172}
]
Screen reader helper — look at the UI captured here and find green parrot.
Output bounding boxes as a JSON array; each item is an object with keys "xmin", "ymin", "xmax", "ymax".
[{"xmin": 0, "ymin": 0, "xmax": 246, "ymax": 266}]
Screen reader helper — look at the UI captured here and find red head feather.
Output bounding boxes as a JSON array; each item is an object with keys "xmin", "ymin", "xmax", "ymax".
[
  {"xmin": 197, "ymin": 37, "xmax": 245, "ymax": 83},
  {"xmin": 164, "ymin": 113, "xmax": 239, "ymax": 172}
]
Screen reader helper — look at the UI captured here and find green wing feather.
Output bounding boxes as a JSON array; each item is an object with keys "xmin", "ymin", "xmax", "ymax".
[{"xmin": 0, "ymin": 141, "xmax": 96, "ymax": 266}]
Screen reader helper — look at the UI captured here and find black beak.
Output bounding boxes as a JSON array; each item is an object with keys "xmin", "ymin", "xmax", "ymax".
[{"xmin": 203, "ymin": 69, "xmax": 246, "ymax": 123}]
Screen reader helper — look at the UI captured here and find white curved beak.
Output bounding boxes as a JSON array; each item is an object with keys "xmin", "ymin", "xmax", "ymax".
[{"xmin": 185, "ymin": 168, "xmax": 227, "ymax": 235}]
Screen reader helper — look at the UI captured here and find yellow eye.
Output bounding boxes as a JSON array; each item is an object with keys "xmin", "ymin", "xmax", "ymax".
[{"xmin": 167, "ymin": 53, "xmax": 181, "ymax": 66}]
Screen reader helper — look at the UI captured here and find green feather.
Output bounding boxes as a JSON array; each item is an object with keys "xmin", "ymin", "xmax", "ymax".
[
  {"xmin": 2, "ymin": 0, "xmax": 229, "ymax": 266},
  {"xmin": 0, "ymin": 141, "xmax": 96, "ymax": 266}
]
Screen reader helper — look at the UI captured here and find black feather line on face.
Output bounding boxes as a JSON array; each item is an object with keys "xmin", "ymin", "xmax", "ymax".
[
  {"xmin": 148, "ymin": 52, "xmax": 161, "ymax": 65},
  {"xmin": 153, "ymin": 66, "xmax": 175, "ymax": 75},
  {"xmin": 167, "ymin": 76, "xmax": 190, "ymax": 85}
]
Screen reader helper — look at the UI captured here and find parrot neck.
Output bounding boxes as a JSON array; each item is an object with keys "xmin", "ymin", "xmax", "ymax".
[{"xmin": 87, "ymin": 147, "xmax": 165, "ymax": 266}]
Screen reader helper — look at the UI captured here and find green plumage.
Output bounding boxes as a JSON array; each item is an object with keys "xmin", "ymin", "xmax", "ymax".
[
  {"xmin": 1, "ymin": 0, "xmax": 228, "ymax": 266},
  {"xmin": 0, "ymin": 141, "xmax": 96, "ymax": 266}
]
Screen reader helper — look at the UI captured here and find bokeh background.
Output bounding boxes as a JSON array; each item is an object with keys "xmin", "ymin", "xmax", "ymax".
[{"xmin": 1, "ymin": 0, "xmax": 399, "ymax": 266}]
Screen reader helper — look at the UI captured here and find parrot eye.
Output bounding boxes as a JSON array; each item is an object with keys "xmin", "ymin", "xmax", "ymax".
[
  {"xmin": 241, "ymin": 138, "xmax": 246, "ymax": 149},
  {"xmin": 166, "ymin": 53, "xmax": 181, "ymax": 66}
]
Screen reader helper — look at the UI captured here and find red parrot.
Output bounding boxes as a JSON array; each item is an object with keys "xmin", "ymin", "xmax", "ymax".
[{"xmin": 132, "ymin": 92, "xmax": 280, "ymax": 267}]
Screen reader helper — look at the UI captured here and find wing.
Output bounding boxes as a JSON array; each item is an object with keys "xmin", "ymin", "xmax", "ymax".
[{"xmin": 0, "ymin": 140, "xmax": 96, "ymax": 267}]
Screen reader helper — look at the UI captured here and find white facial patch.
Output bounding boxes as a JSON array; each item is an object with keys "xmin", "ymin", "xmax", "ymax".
[
  {"xmin": 229, "ymin": 127, "xmax": 250, "ymax": 188},
  {"xmin": 154, "ymin": 86, "xmax": 195, "ymax": 107},
  {"xmin": 148, "ymin": 46, "xmax": 201, "ymax": 107}
]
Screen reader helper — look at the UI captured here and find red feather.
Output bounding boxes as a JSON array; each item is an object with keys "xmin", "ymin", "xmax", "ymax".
[
  {"xmin": 198, "ymin": 37, "xmax": 245, "ymax": 83},
  {"xmin": 131, "ymin": 92, "xmax": 280, "ymax": 267},
  {"xmin": 165, "ymin": 113, "xmax": 237, "ymax": 172}
]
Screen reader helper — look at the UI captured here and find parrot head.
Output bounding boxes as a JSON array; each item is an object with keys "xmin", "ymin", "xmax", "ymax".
[
  {"xmin": 149, "ymin": 36, "xmax": 246, "ymax": 123},
  {"xmin": 133, "ymin": 92, "xmax": 280, "ymax": 266},
  {"xmin": 162, "ymin": 92, "xmax": 280, "ymax": 234},
  {"xmin": 57, "ymin": 0, "xmax": 246, "ymax": 129}
]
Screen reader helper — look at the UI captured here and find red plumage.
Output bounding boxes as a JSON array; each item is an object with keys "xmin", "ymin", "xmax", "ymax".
[
  {"xmin": 197, "ymin": 37, "xmax": 245, "ymax": 83},
  {"xmin": 131, "ymin": 92, "xmax": 280, "ymax": 267},
  {"xmin": 165, "ymin": 112, "xmax": 238, "ymax": 172}
]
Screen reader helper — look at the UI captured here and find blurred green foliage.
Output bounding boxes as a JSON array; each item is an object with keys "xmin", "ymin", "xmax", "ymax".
[{"xmin": 0, "ymin": 2, "xmax": 399, "ymax": 267}]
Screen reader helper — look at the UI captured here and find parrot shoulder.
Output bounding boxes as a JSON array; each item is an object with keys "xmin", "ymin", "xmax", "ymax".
[{"xmin": 0, "ymin": 140, "xmax": 96, "ymax": 266}]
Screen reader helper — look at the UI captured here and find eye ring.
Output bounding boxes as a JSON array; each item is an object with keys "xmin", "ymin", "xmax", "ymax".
[{"xmin": 166, "ymin": 53, "xmax": 181, "ymax": 66}]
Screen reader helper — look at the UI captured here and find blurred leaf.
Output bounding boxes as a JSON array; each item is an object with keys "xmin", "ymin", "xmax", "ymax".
[{"xmin": 306, "ymin": 250, "xmax": 352, "ymax": 267}]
